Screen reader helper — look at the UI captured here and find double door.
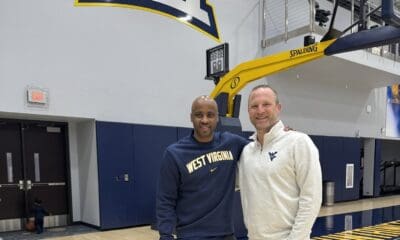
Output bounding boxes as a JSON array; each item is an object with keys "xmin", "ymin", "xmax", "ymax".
[{"xmin": 0, "ymin": 120, "xmax": 69, "ymax": 232}]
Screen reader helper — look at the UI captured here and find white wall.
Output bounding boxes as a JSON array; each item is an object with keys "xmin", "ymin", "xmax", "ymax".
[
  {"xmin": 76, "ymin": 120, "xmax": 99, "ymax": 226},
  {"xmin": 363, "ymin": 138, "xmax": 376, "ymax": 196},
  {"xmin": 0, "ymin": 0, "xmax": 261, "ymax": 128},
  {"xmin": 68, "ymin": 122, "xmax": 82, "ymax": 222}
]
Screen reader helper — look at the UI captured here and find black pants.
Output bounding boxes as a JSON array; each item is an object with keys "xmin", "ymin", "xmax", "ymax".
[{"xmin": 35, "ymin": 218, "xmax": 44, "ymax": 234}]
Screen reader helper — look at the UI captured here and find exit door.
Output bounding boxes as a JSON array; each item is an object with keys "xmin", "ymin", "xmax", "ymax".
[
  {"xmin": 0, "ymin": 120, "xmax": 69, "ymax": 232},
  {"xmin": 0, "ymin": 122, "xmax": 24, "ymax": 223}
]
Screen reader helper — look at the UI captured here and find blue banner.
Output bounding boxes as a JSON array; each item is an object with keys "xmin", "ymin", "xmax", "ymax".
[{"xmin": 386, "ymin": 85, "xmax": 400, "ymax": 137}]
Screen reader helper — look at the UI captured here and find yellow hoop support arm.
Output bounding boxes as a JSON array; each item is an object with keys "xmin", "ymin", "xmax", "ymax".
[{"xmin": 210, "ymin": 39, "xmax": 336, "ymax": 117}]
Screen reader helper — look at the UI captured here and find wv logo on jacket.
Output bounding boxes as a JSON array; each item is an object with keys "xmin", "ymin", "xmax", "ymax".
[
  {"xmin": 75, "ymin": 0, "xmax": 221, "ymax": 42},
  {"xmin": 268, "ymin": 151, "xmax": 277, "ymax": 161}
]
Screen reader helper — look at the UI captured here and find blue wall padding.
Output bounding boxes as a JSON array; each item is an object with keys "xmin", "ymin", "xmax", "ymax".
[
  {"xmin": 96, "ymin": 122, "xmax": 135, "ymax": 229},
  {"xmin": 132, "ymin": 124, "xmax": 177, "ymax": 225},
  {"xmin": 342, "ymin": 137, "xmax": 362, "ymax": 200},
  {"xmin": 311, "ymin": 135, "xmax": 361, "ymax": 202},
  {"xmin": 96, "ymin": 121, "xmax": 177, "ymax": 229},
  {"xmin": 177, "ymin": 127, "xmax": 192, "ymax": 139}
]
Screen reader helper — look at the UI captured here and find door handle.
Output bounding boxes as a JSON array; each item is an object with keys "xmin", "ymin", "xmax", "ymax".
[
  {"xmin": 18, "ymin": 180, "xmax": 24, "ymax": 190},
  {"xmin": 26, "ymin": 180, "xmax": 32, "ymax": 190},
  {"xmin": 115, "ymin": 174, "xmax": 130, "ymax": 182}
]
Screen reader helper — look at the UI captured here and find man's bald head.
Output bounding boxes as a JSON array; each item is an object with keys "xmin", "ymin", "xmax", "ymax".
[
  {"xmin": 191, "ymin": 95, "xmax": 218, "ymax": 113},
  {"xmin": 190, "ymin": 95, "xmax": 219, "ymax": 142}
]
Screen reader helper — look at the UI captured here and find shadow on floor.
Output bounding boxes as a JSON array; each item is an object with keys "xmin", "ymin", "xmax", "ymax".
[{"xmin": 0, "ymin": 224, "xmax": 97, "ymax": 240}]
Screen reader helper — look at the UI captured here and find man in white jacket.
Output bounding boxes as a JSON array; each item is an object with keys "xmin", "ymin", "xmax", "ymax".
[{"xmin": 238, "ymin": 84, "xmax": 322, "ymax": 240}]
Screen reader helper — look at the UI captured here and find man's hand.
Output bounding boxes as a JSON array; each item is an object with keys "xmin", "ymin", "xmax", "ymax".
[{"xmin": 284, "ymin": 126, "xmax": 294, "ymax": 131}]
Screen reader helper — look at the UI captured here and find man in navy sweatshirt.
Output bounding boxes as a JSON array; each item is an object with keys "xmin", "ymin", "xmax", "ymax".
[{"xmin": 156, "ymin": 95, "xmax": 248, "ymax": 240}]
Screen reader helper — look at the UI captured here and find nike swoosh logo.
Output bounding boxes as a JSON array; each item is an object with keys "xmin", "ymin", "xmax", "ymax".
[{"xmin": 210, "ymin": 167, "xmax": 218, "ymax": 173}]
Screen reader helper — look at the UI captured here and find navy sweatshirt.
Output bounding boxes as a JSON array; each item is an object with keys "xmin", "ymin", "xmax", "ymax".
[
  {"xmin": 31, "ymin": 203, "xmax": 49, "ymax": 221},
  {"xmin": 156, "ymin": 131, "xmax": 248, "ymax": 240}
]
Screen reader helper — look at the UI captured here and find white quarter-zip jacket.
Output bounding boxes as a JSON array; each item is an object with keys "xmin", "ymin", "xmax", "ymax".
[{"xmin": 238, "ymin": 121, "xmax": 322, "ymax": 240}]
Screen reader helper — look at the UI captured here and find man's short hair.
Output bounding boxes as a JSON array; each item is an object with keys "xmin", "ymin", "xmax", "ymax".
[{"xmin": 250, "ymin": 84, "xmax": 279, "ymax": 104}]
